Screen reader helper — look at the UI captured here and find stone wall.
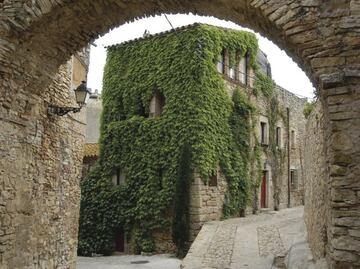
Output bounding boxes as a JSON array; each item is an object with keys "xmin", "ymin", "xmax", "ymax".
[
  {"xmin": 224, "ymin": 76, "xmax": 306, "ymax": 212},
  {"xmin": 254, "ymin": 86, "xmax": 307, "ymax": 211},
  {"xmin": 274, "ymin": 85, "xmax": 307, "ymax": 209},
  {"xmin": 305, "ymin": 96, "xmax": 360, "ymax": 268},
  {"xmin": 304, "ymin": 101, "xmax": 329, "ymax": 262},
  {"xmin": 189, "ymin": 170, "xmax": 227, "ymax": 240},
  {"xmin": 0, "ymin": 51, "xmax": 88, "ymax": 268},
  {"xmin": 152, "ymin": 227, "xmax": 177, "ymax": 254}
]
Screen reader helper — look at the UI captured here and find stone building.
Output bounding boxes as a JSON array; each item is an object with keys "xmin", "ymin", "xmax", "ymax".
[{"xmin": 79, "ymin": 23, "xmax": 306, "ymax": 255}]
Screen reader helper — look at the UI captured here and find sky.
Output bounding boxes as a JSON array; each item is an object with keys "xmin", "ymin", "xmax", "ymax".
[{"xmin": 87, "ymin": 14, "xmax": 315, "ymax": 99}]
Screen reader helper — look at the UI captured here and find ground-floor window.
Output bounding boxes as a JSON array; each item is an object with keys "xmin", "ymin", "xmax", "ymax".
[{"xmin": 290, "ymin": 169, "xmax": 298, "ymax": 190}]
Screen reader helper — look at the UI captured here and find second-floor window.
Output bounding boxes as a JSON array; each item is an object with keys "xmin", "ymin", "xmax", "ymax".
[
  {"xmin": 149, "ymin": 91, "xmax": 165, "ymax": 117},
  {"xmin": 276, "ymin": 127, "xmax": 281, "ymax": 147},
  {"xmin": 261, "ymin": 122, "xmax": 267, "ymax": 145},
  {"xmin": 229, "ymin": 67, "xmax": 235, "ymax": 79},
  {"xmin": 217, "ymin": 51, "xmax": 225, "ymax": 74},
  {"xmin": 291, "ymin": 130, "xmax": 296, "ymax": 148},
  {"xmin": 239, "ymin": 56, "xmax": 247, "ymax": 85}
]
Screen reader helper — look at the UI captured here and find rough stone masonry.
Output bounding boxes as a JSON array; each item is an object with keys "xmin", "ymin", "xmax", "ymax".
[{"xmin": 1, "ymin": 1, "xmax": 360, "ymax": 268}]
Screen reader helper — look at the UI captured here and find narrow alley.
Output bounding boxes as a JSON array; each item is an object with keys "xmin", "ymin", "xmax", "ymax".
[{"xmin": 182, "ymin": 206, "xmax": 323, "ymax": 269}]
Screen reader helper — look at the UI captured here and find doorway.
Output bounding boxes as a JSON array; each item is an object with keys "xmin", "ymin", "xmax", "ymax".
[
  {"xmin": 260, "ymin": 171, "xmax": 267, "ymax": 208},
  {"xmin": 115, "ymin": 229, "xmax": 125, "ymax": 252}
]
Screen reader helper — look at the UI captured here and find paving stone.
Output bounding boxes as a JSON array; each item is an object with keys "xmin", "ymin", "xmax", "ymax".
[{"xmin": 183, "ymin": 207, "xmax": 317, "ymax": 269}]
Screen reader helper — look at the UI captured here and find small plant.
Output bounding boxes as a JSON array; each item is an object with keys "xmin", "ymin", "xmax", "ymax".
[{"xmin": 303, "ymin": 100, "xmax": 316, "ymax": 119}]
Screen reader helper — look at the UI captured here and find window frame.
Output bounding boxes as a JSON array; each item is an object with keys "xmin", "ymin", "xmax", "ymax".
[
  {"xmin": 149, "ymin": 91, "xmax": 165, "ymax": 117},
  {"xmin": 291, "ymin": 130, "xmax": 296, "ymax": 149},
  {"xmin": 290, "ymin": 169, "xmax": 298, "ymax": 190},
  {"xmin": 112, "ymin": 168, "xmax": 126, "ymax": 186},
  {"xmin": 216, "ymin": 50, "xmax": 225, "ymax": 74},
  {"xmin": 276, "ymin": 127, "xmax": 281, "ymax": 147},
  {"xmin": 260, "ymin": 121, "xmax": 268, "ymax": 145},
  {"xmin": 238, "ymin": 55, "xmax": 247, "ymax": 85}
]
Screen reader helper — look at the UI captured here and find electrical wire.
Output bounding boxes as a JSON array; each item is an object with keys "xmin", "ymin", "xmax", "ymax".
[{"xmin": 164, "ymin": 14, "xmax": 174, "ymax": 29}]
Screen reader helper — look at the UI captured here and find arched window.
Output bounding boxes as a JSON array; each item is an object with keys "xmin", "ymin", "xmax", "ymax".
[{"xmin": 149, "ymin": 91, "xmax": 165, "ymax": 117}]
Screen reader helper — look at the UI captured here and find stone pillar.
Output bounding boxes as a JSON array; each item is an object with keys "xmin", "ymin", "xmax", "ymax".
[{"xmin": 322, "ymin": 75, "xmax": 360, "ymax": 268}]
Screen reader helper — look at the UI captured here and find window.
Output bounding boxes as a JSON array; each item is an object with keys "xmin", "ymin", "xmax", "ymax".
[
  {"xmin": 229, "ymin": 67, "xmax": 235, "ymax": 79},
  {"xmin": 239, "ymin": 56, "xmax": 247, "ymax": 85},
  {"xmin": 291, "ymin": 130, "xmax": 295, "ymax": 149},
  {"xmin": 112, "ymin": 169, "xmax": 126, "ymax": 186},
  {"xmin": 209, "ymin": 171, "xmax": 218, "ymax": 187},
  {"xmin": 290, "ymin": 169, "xmax": 298, "ymax": 190},
  {"xmin": 266, "ymin": 63, "xmax": 272, "ymax": 78},
  {"xmin": 260, "ymin": 122, "xmax": 267, "ymax": 145},
  {"xmin": 276, "ymin": 127, "xmax": 281, "ymax": 147},
  {"xmin": 216, "ymin": 51, "xmax": 224, "ymax": 73},
  {"xmin": 149, "ymin": 91, "xmax": 165, "ymax": 117}
]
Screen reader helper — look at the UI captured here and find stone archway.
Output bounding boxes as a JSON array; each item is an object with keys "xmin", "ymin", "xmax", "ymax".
[{"xmin": 1, "ymin": 1, "xmax": 359, "ymax": 268}]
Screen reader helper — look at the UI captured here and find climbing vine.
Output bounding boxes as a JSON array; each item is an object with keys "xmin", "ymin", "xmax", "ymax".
[
  {"xmin": 78, "ymin": 24, "xmax": 274, "ymax": 256},
  {"xmin": 222, "ymin": 87, "xmax": 255, "ymax": 217},
  {"xmin": 267, "ymin": 93, "xmax": 286, "ymax": 210}
]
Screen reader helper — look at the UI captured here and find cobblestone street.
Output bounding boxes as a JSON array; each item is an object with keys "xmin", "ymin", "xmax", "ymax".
[{"xmin": 182, "ymin": 206, "xmax": 315, "ymax": 269}]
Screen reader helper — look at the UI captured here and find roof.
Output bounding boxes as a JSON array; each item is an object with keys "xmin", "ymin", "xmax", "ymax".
[
  {"xmin": 106, "ymin": 23, "xmax": 202, "ymax": 50},
  {"xmin": 106, "ymin": 23, "xmax": 258, "ymax": 50},
  {"xmin": 83, "ymin": 143, "xmax": 99, "ymax": 158},
  {"xmin": 106, "ymin": 22, "xmax": 269, "ymax": 68}
]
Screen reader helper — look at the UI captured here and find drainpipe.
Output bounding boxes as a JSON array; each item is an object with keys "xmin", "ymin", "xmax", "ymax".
[{"xmin": 287, "ymin": 107, "xmax": 291, "ymax": 208}]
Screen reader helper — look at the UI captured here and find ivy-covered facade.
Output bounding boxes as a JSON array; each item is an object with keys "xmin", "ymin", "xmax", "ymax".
[{"xmin": 78, "ymin": 23, "xmax": 307, "ymax": 256}]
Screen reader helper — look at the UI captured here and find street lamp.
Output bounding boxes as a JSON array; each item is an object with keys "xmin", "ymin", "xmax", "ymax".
[{"xmin": 48, "ymin": 81, "xmax": 90, "ymax": 116}]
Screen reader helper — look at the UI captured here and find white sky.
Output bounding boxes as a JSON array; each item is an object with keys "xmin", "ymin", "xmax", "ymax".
[{"xmin": 87, "ymin": 14, "xmax": 315, "ymax": 99}]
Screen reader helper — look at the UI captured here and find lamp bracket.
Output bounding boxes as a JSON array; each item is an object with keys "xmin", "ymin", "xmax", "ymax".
[{"xmin": 48, "ymin": 105, "xmax": 81, "ymax": 116}]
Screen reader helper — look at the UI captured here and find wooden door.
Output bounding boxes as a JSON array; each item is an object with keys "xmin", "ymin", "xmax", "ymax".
[
  {"xmin": 260, "ymin": 171, "xmax": 267, "ymax": 208},
  {"xmin": 115, "ymin": 230, "xmax": 125, "ymax": 252}
]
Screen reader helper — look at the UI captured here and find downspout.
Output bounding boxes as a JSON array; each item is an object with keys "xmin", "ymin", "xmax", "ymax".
[{"xmin": 287, "ymin": 107, "xmax": 291, "ymax": 208}]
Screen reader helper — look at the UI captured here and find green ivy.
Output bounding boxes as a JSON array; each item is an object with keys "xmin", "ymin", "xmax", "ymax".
[
  {"xmin": 222, "ymin": 87, "xmax": 255, "ymax": 217},
  {"xmin": 303, "ymin": 100, "xmax": 315, "ymax": 119},
  {"xmin": 267, "ymin": 94, "xmax": 286, "ymax": 210},
  {"xmin": 253, "ymin": 70, "xmax": 274, "ymax": 97},
  {"xmin": 78, "ymin": 24, "xmax": 273, "ymax": 256}
]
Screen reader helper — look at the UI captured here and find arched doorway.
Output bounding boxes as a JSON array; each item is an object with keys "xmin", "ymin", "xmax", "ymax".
[{"xmin": 1, "ymin": 1, "xmax": 359, "ymax": 268}]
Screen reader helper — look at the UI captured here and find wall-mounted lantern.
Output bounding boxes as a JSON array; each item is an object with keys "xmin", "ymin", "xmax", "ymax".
[{"xmin": 48, "ymin": 81, "xmax": 90, "ymax": 116}]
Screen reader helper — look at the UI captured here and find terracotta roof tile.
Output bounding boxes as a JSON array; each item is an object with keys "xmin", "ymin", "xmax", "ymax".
[{"xmin": 84, "ymin": 143, "xmax": 99, "ymax": 157}]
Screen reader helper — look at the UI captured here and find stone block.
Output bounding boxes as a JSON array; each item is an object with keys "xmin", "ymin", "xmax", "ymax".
[
  {"xmin": 332, "ymin": 249, "xmax": 359, "ymax": 262},
  {"xmin": 331, "ymin": 236, "xmax": 360, "ymax": 251},
  {"xmin": 348, "ymin": 229, "xmax": 360, "ymax": 238}
]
